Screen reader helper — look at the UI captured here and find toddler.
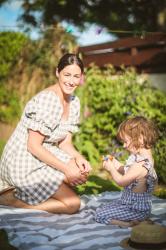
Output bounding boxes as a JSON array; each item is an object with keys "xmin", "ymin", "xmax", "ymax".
[{"xmin": 95, "ymin": 116, "xmax": 158, "ymax": 227}]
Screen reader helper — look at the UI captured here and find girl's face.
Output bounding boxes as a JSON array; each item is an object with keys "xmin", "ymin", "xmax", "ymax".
[
  {"xmin": 56, "ymin": 64, "xmax": 82, "ymax": 95},
  {"xmin": 123, "ymin": 135, "xmax": 138, "ymax": 154}
]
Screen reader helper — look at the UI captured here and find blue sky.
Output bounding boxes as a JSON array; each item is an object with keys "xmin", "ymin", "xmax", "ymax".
[{"xmin": 0, "ymin": 1, "xmax": 115, "ymax": 46}]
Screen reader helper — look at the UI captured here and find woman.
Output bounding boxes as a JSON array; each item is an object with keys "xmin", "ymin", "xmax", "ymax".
[{"xmin": 0, "ymin": 53, "xmax": 91, "ymax": 214}]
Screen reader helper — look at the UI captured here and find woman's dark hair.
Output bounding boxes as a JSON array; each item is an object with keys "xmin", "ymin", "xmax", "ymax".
[{"xmin": 57, "ymin": 53, "xmax": 84, "ymax": 73}]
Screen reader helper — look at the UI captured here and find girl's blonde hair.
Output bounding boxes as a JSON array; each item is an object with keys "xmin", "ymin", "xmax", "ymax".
[{"xmin": 117, "ymin": 116, "xmax": 158, "ymax": 149}]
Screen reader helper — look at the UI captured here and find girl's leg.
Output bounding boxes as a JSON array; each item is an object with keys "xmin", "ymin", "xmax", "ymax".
[
  {"xmin": 95, "ymin": 204, "xmax": 144, "ymax": 226},
  {"xmin": 0, "ymin": 182, "xmax": 80, "ymax": 214}
]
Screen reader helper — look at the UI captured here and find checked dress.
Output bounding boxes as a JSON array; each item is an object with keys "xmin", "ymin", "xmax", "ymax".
[
  {"xmin": 0, "ymin": 91, "xmax": 80, "ymax": 205},
  {"xmin": 95, "ymin": 154, "xmax": 157, "ymax": 224}
]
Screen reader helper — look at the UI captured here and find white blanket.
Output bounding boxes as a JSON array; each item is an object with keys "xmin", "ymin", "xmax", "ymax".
[{"xmin": 0, "ymin": 191, "xmax": 166, "ymax": 250}]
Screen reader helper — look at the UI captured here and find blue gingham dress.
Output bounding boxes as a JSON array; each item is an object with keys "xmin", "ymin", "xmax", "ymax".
[
  {"xmin": 95, "ymin": 154, "xmax": 157, "ymax": 224},
  {"xmin": 0, "ymin": 91, "xmax": 80, "ymax": 205}
]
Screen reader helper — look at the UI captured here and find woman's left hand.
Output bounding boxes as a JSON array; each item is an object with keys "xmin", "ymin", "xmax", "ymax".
[{"xmin": 75, "ymin": 156, "xmax": 92, "ymax": 174}]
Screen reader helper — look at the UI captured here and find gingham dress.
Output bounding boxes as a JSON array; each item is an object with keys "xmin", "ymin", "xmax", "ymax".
[
  {"xmin": 95, "ymin": 154, "xmax": 157, "ymax": 224},
  {"xmin": 0, "ymin": 90, "xmax": 80, "ymax": 205}
]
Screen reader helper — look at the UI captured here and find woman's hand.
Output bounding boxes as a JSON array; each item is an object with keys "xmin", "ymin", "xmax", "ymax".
[
  {"xmin": 75, "ymin": 156, "xmax": 92, "ymax": 173},
  {"xmin": 64, "ymin": 159, "xmax": 88, "ymax": 186}
]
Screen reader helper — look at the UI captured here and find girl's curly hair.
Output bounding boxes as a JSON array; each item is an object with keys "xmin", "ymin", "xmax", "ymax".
[{"xmin": 117, "ymin": 116, "xmax": 159, "ymax": 149}]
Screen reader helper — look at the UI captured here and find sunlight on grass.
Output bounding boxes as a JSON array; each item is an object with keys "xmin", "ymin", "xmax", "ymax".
[
  {"xmin": 75, "ymin": 175, "xmax": 121, "ymax": 195},
  {"xmin": 75, "ymin": 175, "xmax": 166, "ymax": 199}
]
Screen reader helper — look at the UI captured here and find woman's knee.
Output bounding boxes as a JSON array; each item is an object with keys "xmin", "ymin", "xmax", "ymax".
[
  {"xmin": 65, "ymin": 196, "xmax": 81, "ymax": 214},
  {"xmin": 53, "ymin": 182, "xmax": 81, "ymax": 214}
]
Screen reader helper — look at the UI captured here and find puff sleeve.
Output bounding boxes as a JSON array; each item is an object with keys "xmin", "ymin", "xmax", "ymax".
[{"xmin": 22, "ymin": 91, "xmax": 62, "ymax": 136}]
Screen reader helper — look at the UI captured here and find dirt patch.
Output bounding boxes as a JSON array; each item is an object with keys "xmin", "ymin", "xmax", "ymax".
[{"xmin": 0, "ymin": 123, "xmax": 15, "ymax": 141}]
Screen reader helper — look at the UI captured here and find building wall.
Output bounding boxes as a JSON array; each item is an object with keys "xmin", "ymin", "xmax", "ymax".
[{"xmin": 141, "ymin": 73, "xmax": 166, "ymax": 92}]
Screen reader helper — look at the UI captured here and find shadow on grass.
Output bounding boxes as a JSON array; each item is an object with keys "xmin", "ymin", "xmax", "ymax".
[{"xmin": 75, "ymin": 175, "xmax": 121, "ymax": 195}]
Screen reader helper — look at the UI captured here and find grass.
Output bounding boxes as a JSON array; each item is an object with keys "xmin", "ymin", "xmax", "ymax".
[
  {"xmin": 154, "ymin": 184, "xmax": 166, "ymax": 199},
  {"xmin": 75, "ymin": 175, "xmax": 121, "ymax": 195},
  {"xmin": 75, "ymin": 175, "xmax": 166, "ymax": 199}
]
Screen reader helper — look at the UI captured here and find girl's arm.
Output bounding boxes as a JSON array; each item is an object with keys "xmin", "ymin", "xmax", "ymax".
[
  {"xmin": 59, "ymin": 132, "xmax": 91, "ymax": 172},
  {"xmin": 110, "ymin": 158, "xmax": 125, "ymax": 174},
  {"xmin": 103, "ymin": 159, "xmax": 147, "ymax": 187}
]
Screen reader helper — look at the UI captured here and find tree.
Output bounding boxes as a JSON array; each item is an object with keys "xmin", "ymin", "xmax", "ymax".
[{"xmin": 1, "ymin": 0, "xmax": 166, "ymax": 35}]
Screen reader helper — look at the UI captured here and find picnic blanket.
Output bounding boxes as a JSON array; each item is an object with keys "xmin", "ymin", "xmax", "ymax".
[{"xmin": 0, "ymin": 191, "xmax": 166, "ymax": 250}]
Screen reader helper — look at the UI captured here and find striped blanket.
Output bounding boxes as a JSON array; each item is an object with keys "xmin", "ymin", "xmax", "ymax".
[{"xmin": 0, "ymin": 192, "xmax": 166, "ymax": 250}]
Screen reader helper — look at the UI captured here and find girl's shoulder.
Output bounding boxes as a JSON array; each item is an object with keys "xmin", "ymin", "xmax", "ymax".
[
  {"xmin": 125, "ymin": 154, "xmax": 136, "ymax": 166},
  {"xmin": 126, "ymin": 154, "xmax": 157, "ymax": 180},
  {"xmin": 126, "ymin": 154, "xmax": 153, "ymax": 167}
]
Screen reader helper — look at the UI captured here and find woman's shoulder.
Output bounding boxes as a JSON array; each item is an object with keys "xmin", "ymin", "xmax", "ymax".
[
  {"xmin": 24, "ymin": 90, "xmax": 62, "ymax": 116},
  {"xmin": 28, "ymin": 90, "xmax": 61, "ymax": 107},
  {"xmin": 35, "ymin": 89, "xmax": 59, "ymax": 100}
]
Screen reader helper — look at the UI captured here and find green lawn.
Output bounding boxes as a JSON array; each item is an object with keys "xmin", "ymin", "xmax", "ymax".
[{"xmin": 75, "ymin": 175, "xmax": 121, "ymax": 195}]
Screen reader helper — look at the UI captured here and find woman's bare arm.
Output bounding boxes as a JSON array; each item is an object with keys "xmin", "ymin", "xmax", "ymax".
[
  {"xmin": 27, "ymin": 129, "xmax": 85, "ymax": 185},
  {"xmin": 59, "ymin": 133, "xmax": 81, "ymax": 157},
  {"xmin": 59, "ymin": 133, "xmax": 91, "ymax": 172},
  {"xmin": 27, "ymin": 130, "xmax": 67, "ymax": 172}
]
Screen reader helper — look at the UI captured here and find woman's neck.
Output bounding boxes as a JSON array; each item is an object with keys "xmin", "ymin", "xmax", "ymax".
[{"xmin": 53, "ymin": 84, "xmax": 70, "ymax": 103}]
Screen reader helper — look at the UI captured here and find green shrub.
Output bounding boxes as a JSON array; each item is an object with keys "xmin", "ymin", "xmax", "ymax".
[
  {"xmin": 0, "ymin": 139, "xmax": 6, "ymax": 156},
  {"xmin": 0, "ymin": 31, "xmax": 28, "ymax": 80},
  {"xmin": 75, "ymin": 65, "xmax": 166, "ymax": 184},
  {"xmin": 0, "ymin": 83, "xmax": 21, "ymax": 123}
]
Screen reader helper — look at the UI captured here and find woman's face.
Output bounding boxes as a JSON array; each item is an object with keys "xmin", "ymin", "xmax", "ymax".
[{"xmin": 56, "ymin": 64, "xmax": 82, "ymax": 95}]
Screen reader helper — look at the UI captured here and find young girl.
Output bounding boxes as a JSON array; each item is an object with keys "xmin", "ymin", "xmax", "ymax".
[{"xmin": 95, "ymin": 116, "xmax": 158, "ymax": 227}]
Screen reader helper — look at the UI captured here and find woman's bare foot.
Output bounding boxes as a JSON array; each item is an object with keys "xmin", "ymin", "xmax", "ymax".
[{"xmin": 0, "ymin": 190, "xmax": 16, "ymax": 206}]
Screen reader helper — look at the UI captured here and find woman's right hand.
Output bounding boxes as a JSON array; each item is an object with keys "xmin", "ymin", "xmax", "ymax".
[{"xmin": 64, "ymin": 159, "xmax": 88, "ymax": 186}]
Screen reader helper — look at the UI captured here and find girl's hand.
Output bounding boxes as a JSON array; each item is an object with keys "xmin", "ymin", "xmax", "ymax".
[
  {"xmin": 103, "ymin": 158, "xmax": 121, "ymax": 172},
  {"xmin": 103, "ymin": 159, "xmax": 113, "ymax": 172},
  {"xmin": 75, "ymin": 156, "xmax": 92, "ymax": 174}
]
